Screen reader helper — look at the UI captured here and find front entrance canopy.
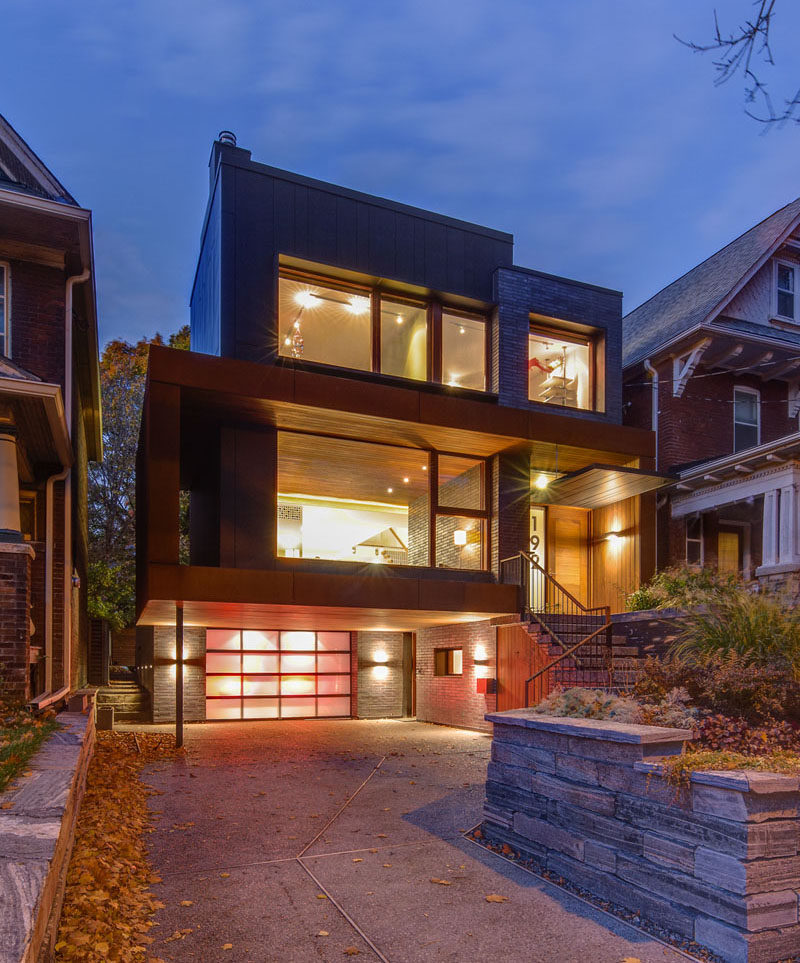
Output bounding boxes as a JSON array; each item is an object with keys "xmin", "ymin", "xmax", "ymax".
[{"xmin": 534, "ymin": 464, "xmax": 673, "ymax": 509}]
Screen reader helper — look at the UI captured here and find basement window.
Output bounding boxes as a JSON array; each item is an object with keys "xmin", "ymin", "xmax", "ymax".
[{"xmin": 434, "ymin": 648, "xmax": 463, "ymax": 676}]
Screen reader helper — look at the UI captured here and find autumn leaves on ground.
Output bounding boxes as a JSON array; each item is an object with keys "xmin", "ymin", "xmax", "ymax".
[
  {"xmin": 0, "ymin": 702, "xmax": 58, "ymax": 793},
  {"xmin": 55, "ymin": 733, "xmax": 180, "ymax": 963}
]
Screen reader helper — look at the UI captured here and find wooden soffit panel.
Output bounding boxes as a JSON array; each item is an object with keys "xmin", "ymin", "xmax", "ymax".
[{"xmin": 538, "ymin": 464, "xmax": 673, "ymax": 509}]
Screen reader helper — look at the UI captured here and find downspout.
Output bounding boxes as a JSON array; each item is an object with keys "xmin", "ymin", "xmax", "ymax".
[
  {"xmin": 44, "ymin": 466, "xmax": 69, "ymax": 693},
  {"xmin": 60, "ymin": 269, "xmax": 90, "ymax": 694},
  {"xmin": 643, "ymin": 359, "xmax": 658, "ymax": 472},
  {"xmin": 644, "ymin": 359, "xmax": 659, "ymax": 574}
]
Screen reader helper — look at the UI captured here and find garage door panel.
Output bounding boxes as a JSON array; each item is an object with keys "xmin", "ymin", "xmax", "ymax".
[{"xmin": 206, "ymin": 630, "xmax": 352, "ymax": 720}]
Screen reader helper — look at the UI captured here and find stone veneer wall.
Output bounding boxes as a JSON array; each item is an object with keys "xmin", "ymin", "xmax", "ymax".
[
  {"xmin": 482, "ymin": 711, "xmax": 800, "ymax": 963},
  {"xmin": 356, "ymin": 631, "xmax": 405, "ymax": 719}
]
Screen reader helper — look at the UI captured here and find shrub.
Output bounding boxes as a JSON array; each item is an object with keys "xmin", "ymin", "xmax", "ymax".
[
  {"xmin": 633, "ymin": 654, "xmax": 800, "ymax": 724},
  {"xmin": 534, "ymin": 687, "xmax": 695, "ymax": 729},
  {"xmin": 626, "ymin": 566, "xmax": 743, "ymax": 612},
  {"xmin": 691, "ymin": 714, "xmax": 800, "ymax": 754},
  {"xmin": 671, "ymin": 592, "xmax": 800, "ymax": 678}
]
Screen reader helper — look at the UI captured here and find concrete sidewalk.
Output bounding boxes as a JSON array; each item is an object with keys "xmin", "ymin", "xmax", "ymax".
[{"xmin": 141, "ymin": 719, "xmax": 693, "ymax": 962}]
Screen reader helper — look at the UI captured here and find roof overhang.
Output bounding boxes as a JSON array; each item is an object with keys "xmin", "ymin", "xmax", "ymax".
[
  {"xmin": 0, "ymin": 377, "xmax": 72, "ymax": 473},
  {"xmin": 533, "ymin": 463, "xmax": 673, "ymax": 509},
  {"xmin": 0, "ymin": 188, "xmax": 102, "ymax": 462}
]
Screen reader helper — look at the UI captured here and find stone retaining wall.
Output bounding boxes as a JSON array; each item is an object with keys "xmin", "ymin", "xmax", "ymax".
[
  {"xmin": 0, "ymin": 708, "xmax": 95, "ymax": 963},
  {"xmin": 482, "ymin": 710, "xmax": 800, "ymax": 963}
]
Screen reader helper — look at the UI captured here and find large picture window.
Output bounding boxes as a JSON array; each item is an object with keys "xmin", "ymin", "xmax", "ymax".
[
  {"xmin": 205, "ymin": 629, "xmax": 351, "ymax": 720},
  {"xmin": 528, "ymin": 324, "xmax": 598, "ymax": 411},
  {"xmin": 277, "ymin": 432, "xmax": 488, "ymax": 570},
  {"xmin": 278, "ymin": 268, "xmax": 488, "ymax": 391}
]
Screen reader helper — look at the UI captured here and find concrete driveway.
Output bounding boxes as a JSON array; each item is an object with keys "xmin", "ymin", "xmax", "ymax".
[{"xmin": 142, "ymin": 719, "xmax": 692, "ymax": 962}]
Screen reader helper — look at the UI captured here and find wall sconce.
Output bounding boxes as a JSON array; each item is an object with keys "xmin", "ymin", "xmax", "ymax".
[
  {"xmin": 373, "ymin": 649, "xmax": 388, "ymax": 664},
  {"xmin": 533, "ymin": 473, "xmax": 551, "ymax": 490},
  {"xmin": 474, "ymin": 644, "xmax": 489, "ymax": 662},
  {"xmin": 373, "ymin": 665, "xmax": 389, "ymax": 681},
  {"xmin": 453, "ymin": 529, "xmax": 467, "ymax": 546},
  {"xmin": 606, "ymin": 532, "xmax": 621, "ymax": 545}
]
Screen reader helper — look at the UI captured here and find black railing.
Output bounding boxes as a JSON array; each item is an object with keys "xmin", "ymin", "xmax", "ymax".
[{"xmin": 500, "ymin": 551, "xmax": 613, "ymax": 705}]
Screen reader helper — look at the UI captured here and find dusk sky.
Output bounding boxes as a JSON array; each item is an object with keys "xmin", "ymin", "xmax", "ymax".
[{"xmin": 4, "ymin": 1, "xmax": 800, "ymax": 347}]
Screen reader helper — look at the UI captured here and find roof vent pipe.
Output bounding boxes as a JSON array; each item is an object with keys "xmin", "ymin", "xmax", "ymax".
[{"xmin": 218, "ymin": 130, "xmax": 237, "ymax": 147}]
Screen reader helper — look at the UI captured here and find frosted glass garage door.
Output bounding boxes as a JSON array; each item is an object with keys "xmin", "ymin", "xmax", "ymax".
[{"xmin": 205, "ymin": 630, "xmax": 352, "ymax": 720}]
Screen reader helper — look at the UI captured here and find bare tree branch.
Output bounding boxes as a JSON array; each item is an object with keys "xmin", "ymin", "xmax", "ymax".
[{"xmin": 676, "ymin": 1, "xmax": 800, "ymax": 126}]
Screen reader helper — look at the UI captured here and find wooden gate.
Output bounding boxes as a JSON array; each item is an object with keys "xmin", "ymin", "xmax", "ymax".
[{"xmin": 496, "ymin": 624, "xmax": 552, "ymax": 710}]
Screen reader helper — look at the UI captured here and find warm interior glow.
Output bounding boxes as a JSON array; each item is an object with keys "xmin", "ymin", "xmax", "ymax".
[
  {"xmin": 529, "ymin": 328, "xmax": 592, "ymax": 410},
  {"xmin": 453, "ymin": 529, "xmax": 467, "ymax": 546}
]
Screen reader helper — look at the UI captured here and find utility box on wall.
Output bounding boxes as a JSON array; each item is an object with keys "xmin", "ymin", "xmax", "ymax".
[{"xmin": 476, "ymin": 677, "xmax": 496, "ymax": 694}]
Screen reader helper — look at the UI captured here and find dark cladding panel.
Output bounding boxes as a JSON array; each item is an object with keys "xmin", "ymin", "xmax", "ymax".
[
  {"xmin": 308, "ymin": 187, "xmax": 338, "ymax": 265},
  {"xmin": 234, "ymin": 168, "xmax": 274, "ymax": 358},
  {"xmin": 335, "ymin": 195, "xmax": 358, "ymax": 267},
  {"xmin": 220, "ymin": 426, "xmax": 277, "ymax": 569},
  {"xmin": 190, "ymin": 183, "xmax": 222, "ymax": 356}
]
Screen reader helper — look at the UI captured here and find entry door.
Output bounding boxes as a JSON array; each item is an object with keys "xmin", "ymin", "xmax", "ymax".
[
  {"xmin": 547, "ymin": 506, "xmax": 590, "ymax": 605},
  {"xmin": 718, "ymin": 528, "xmax": 741, "ymax": 574}
]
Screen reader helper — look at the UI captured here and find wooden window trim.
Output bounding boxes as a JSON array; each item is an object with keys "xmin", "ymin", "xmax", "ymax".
[
  {"xmin": 278, "ymin": 267, "xmax": 489, "ymax": 392},
  {"xmin": 528, "ymin": 320, "xmax": 602, "ymax": 412}
]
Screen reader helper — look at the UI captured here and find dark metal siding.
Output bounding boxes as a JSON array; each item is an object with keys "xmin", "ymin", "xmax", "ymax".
[{"xmin": 189, "ymin": 182, "xmax": 222, "ymax": 356}]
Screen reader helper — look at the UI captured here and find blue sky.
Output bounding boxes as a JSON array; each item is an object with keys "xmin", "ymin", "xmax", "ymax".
[{"xmin": 4, "ymin": 0, "xmax": 800, "ymax": 346}]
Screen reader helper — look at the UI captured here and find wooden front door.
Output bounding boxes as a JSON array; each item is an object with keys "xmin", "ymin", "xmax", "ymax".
[{"xmin": 547, "ymin": 505, "xmax": 590, "ymax": 605}]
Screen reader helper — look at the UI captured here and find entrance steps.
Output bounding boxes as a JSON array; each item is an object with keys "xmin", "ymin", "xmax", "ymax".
[{"xmin": 96, "ymin": 670, "xmax": 151, "ymax": 724}]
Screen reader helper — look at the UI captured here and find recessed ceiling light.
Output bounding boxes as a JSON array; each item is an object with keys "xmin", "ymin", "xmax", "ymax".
[
  {"xmin": 421, "ymin": 465, "xmax": 427, "ymax": 471},
  {"xmin": 387, "ymin": 487, "xmax": 393, "ymax": 493},
  {"xmin": 403, "ymin": 477, "xmax": 409, "ymax": 483}
]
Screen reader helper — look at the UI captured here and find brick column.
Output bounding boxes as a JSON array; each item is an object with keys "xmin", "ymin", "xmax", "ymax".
[
  {"xmin": 0, "ymin": 418, "xmax": 22, "ymax": 542},
  {"xmin": 0, "ymin": 543, "xmax": 35, "ymax": 702}
]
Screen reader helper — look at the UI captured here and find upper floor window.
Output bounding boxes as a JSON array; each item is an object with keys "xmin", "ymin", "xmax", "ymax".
[
  {"xmin": 775, "ymin": 260, "xmax": 796, "ymax": 321},
  {"xmin": 733, "ymin": 386, "xmax": 760, "ymax": 452},
  {"xmin": 528, "ymin": 323, "xmax": 601, "ymax": 411},
  {"xmin": 0, "ymin": 263, "xmax": 8, "ymax": 357},
  {"xmin": 278, "ymin": 268, "xmax": 488, "ymax": 391}
]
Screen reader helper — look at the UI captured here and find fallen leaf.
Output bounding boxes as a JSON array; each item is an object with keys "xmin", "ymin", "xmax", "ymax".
[
  {"xmin": 317, "ymin": 893, "xmax": 328, "ymax": 899},
  {"xmin": 222, "ymin": 943, "xmax": 233, "ymax": 950},
  {"xmin": 344, "ymin": 948, "xmax": 360, "ymax": 956},
  {"xmin": 317, "ymin": 931, "xmax": 329, "ymax": 937},
  {"xmin": 485, "ymin": 894, "xmax": 510, "ymax": 903},
  {"xmin": 179, "ymin": 900, "xmax": 194, "ymax": 906},
  {"xmin": 430, "ymin": 878, "xmax": 451, "ymax": 886},
  {"xmin": 0, "ymin": 802, "xmax": 14, "ymax": 810},
  {"xmin": 220, "ymin": 872, "xmax": 230, "ymax": 878},
  {"xmin": 352, "ymin": 858, "xmax": 363, "ymax": 863}
]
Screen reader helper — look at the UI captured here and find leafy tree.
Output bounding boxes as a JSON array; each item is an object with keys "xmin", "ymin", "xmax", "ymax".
[
  {"xmin": 88, "ymin": 326, "xmax": 189, "ymax": 631},
  {"xmin": 678, "ymin": 2, "xmax": 800, "ymax": 125}
]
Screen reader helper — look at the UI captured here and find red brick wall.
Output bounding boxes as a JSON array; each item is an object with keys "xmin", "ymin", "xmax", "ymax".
[
  {"xmin": 626, "ymin": 360, "xmax": 796, "ymax": 474},
  {"xmin": 0, "ymin": 546, "xmax": 33, "ymax": 701},
  {"xmin": 8, "ymin": 260, "xmax": 66, "ymax": 385},
  {"xmin": 416, "ymin": 619, "xmax": 513, "ymax": 732}
]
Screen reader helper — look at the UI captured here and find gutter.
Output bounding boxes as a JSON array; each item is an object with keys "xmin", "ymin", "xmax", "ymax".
[{"xmin": 643, "ymin": 359, "xmax": 658, "ymax": 472}]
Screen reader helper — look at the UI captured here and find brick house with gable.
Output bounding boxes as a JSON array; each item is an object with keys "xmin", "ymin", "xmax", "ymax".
[
  {"xmin": 623, "ymin": 197, "xmax": 800, "ymax": 590},
  {"xmin": 0, "ymin": 114, "xmax": 102, "ymax": 703}
]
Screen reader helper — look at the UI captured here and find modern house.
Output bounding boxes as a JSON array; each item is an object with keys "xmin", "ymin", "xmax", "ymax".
[
  {"xmin": 0, "ymin": 114, "xmax": 101, "ymax": 705},
  {"xmin": 136, "ymin": 132, "xmax": 663, "ymax": 730},
  {"xmin": 624, "ymin": 197, "xmax": 800, "ymax": 594}
]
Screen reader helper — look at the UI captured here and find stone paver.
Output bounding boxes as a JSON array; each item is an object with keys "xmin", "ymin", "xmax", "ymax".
[{"xmin": 142, "ymin": 719, "xmax": 694, "ymax": 962}]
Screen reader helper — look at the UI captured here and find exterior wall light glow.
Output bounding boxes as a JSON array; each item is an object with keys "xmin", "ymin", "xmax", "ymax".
[
  {"xmin": 534, "ymin": 473, "xmax": 550, "ymax": 490},
  {"xmin": 373, "ymin": 665, "xmax": 389, "ymax": 680},
  {"xmin": 453, "ymin": 529, "xmax": 467, "ymax": 546},
  {"xmin": 373, "ymin": 649, "xmax": 388, "ymax": 663},
  {"xmin": 606, "ymin": 532, "xmax": 622, "ymax": 547},
  {"xmin": 474, "ymin": 644, "xmax": 488, "ymax": 662}
]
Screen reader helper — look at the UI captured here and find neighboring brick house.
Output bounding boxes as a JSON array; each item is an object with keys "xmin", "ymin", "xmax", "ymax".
[
  {"xmin": 623, "ymin": 197, "xmax": 800, "ymax": 591},
  {"xmin": 136, "ymin": 132, "xmax": 664, "ymax": 730},
  {"xmin": 0, "ymin": 114, "xmax": 101, "ymax": 703}
]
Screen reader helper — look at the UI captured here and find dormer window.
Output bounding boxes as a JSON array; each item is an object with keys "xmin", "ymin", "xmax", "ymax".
[{"xmin": 775, "ymin": 260, "xmax": 796, "ymax": 321}]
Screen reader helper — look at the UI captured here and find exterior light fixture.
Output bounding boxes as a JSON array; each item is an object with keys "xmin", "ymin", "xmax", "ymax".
[
  {"xmin": 606, "ymin": 532, "xmax": 621, "ymax": 546},
  {"xmin": 396, "ymin": 315, "xmax": 403, "ymax": 324},
  {"xmin": 422, "ymin": 465, "xmax": 427, "ymax": 471},
  {"xmin": 453, "ymin": 529, "xmax": 467, "ymax": 546},
  {"xmin": 459, "ymin": 325, "xmax": 465, "ymax": 335},
  {"xmin": 387, "ymin": 487, "xmax": 393, "ymax": 494},
  {"xmin": 373, "ymin": 649, "xmax": 388, "ymax": 663},
  {"xmin": 533, "ymin": 473, "xmax": 550, "ymax": 490},
  {"xmin": 373, "ymin": 665, "xmax": 389, "ymax": 680},
  {"xmin": 474, "ymin": 644, "xmax": 488, "ymax": 663}
]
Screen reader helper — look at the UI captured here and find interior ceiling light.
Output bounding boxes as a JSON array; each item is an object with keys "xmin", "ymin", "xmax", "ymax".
[
  {"xmin": 459, "ymin": 325, "xmax": 466, "ymax": 335},
  {"xmin": 453, "ymin": 529, "xmax": 467, "ymax": 546},
  {"xmin": 396, "ymin": 314, "xmax": 404, "ymax": 324},
  {"xmin": 294, "ymin": 290, "xmax": 318, "ymax": 309},
  {"xmin": 345, "ymin": 295, "xmax": 370, "ymax": 315},
  {"xmin": 387, "ymin": 487, "xmax": 393, "ymax": 494},
  {"xmin": 422, "ymin": 465, "xmax": 427, "ymax": 471},
  {"xmin": 403, "ymin": 477, "xmax": 409, "ymax": 483}
]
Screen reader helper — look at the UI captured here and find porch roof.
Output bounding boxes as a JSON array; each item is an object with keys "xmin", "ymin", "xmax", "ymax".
[
  {"xmin": 671, "ymin": 431, "xmax": 800, "ymax": 517},
  {"xmin": 535, "ymin": 463, "xmax": 673, "ymax": 509}
]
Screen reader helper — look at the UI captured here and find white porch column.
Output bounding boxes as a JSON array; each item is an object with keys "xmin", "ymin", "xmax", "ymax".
[
  {"xmin": 762, "ymin": 489, "xmax": 779, "ymax": 568},
  {"xmin": 0, "ymin": 418, "xmax": 21, "ymax": 542},
  {"xmin": 779, "ymin": 484, "xmax": 800, "ymax": 566}
]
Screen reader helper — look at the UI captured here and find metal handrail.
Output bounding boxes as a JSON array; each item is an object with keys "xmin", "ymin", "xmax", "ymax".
[
  {"xmin": 499, "ymin": 549, "xmax": 613, "ymax": 704},
  {"xmin": 524, "ymin": 622, "xmax": 612, "ymax": 707}
]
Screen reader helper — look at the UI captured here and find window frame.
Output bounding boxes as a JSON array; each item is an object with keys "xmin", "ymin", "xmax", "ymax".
[
  {"xmin": 434, "ymin": 647, "xmax": 463, "ymax": 676},
  {"xmin": 685, "ymin": 515, "xmax": 704, "ymax": 567},
  {"xmin": 527, "ymin": 320, "xmax": 601, "ymax": 412},
  {"xmin": 275, "ymin": 430, "xmax": 491, "ymax": 571},
  {"xmin": 0, "ymin": 262, "xmax": 9, "ymax": 358},
  {"xmin": 774, "ymin": 259, "xmax": 797, "ymax": 322},
  {"xmin": 733, "ymin": 385, "xmax": 761, "ymax": 453},
  {"xmin": 278, "ymin": 267, "xmax": 489, "ymax": 392}
]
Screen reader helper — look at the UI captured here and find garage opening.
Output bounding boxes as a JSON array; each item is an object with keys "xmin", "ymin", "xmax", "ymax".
[{"xmin": 205, "ymin": 629, "xmax": 351, "ymax": 720}]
